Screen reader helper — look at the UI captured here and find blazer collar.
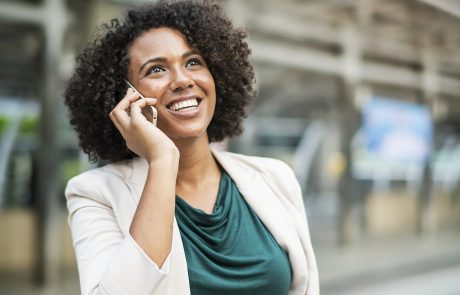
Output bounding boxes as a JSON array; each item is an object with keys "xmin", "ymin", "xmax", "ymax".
[
  {"xmin": 129, "ymin": 148, "xmax": 258, "ymax": 187},
  {"xmin": 210, "ymin": 148, "xmax": 257, "ymax": 189}
]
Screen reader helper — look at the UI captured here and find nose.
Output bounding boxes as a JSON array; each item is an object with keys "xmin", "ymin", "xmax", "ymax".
[{"xmin": 169, "ymin": 67, "xmax": 194, "ymax": 92}]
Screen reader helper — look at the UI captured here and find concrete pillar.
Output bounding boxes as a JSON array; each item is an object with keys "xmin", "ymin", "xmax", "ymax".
[
  {"xmin": 0, "ymin": 0, "xmax": 72, "ymax": 286},
  {"xmin": 36, "ymin": 0, "xmax": 70, "ymax": 285},
  {"xmin": 337, "ymin": 19, "xmax": 363, "ymax": 246},
  {"xmin": 417, "ymin": 43, "xmax": 439, "ymax": 234}
]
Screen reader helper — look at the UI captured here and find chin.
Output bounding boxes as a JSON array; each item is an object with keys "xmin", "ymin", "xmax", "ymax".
[{"xmin": 168, "ymin": 126, "xmax": 208, "ymax": 142}]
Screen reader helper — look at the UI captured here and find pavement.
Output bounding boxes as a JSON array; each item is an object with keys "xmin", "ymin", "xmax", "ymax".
[
  {"xmin": 306, "ymin": 192, "xmax": 460, "ymax": 295},
  {"xmin": 315, "ymin": 229, "xmax": 460, "ymax": 295},
  {"xmin": 339, "ymin": 264, "xmax": 460, "ymax": 295}
]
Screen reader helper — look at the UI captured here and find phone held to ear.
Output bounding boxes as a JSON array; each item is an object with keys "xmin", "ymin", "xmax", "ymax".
[{"xmin": 124, "ymin": 79, "xmax": 158, "ymax": 126}]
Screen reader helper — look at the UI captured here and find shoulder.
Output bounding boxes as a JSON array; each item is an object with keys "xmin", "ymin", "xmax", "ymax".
[
  {"xmin": 215, "ymin": 149, "xmax": 288, "ymax": 169},
  {"xmin": 216, "ymin": 150, "xmax": 307, "ymax": 224},
  {"xmin": 220, "ymin": 150, "xmax": 309, "ymax": 224},
  {"xmin": 217, "ymin": 150, "xmax": 295, "ymax": 178},
  {"xmin": 65, "ymin": 159, "xmax": 135, "ymax": 206}
]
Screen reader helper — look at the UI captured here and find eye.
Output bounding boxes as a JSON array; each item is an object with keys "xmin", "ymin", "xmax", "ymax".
[
  {"xmin": 146, "ymin": 65, "xmax": 165, "ymax": 75},
  {"xmin": 186, "ymin": 58, "xmax": 202, "ymax": 68}
]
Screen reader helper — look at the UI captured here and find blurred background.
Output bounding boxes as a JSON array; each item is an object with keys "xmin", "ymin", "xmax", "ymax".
[{"xmin": 1, "ymin": 0, "xmax": 460, "ymax": 294}]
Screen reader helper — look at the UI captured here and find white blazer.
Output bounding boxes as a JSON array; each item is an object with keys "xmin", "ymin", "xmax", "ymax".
[{"xmin": 65, "ymin": 149, "xmax": 319, "ymax": 295}]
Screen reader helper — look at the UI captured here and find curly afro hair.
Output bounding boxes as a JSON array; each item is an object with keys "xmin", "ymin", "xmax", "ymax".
[{"xmin": 64, "ymin": 0, "xmax": 255, "ymax": 163}]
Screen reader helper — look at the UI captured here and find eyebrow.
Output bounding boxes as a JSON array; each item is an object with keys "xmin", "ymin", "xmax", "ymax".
[{"xmin": 138, "ymin": 50, "xmax": 200, "ymax": 74}]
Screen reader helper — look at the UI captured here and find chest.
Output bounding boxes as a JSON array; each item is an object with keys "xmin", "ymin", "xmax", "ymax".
[
  {"xmin": 174, "ymin": 180, "xmax": 292, "ymax": 295},
  {"xmin": 175, "ymin": 180, "xmax": 221, "ymax": 214}
]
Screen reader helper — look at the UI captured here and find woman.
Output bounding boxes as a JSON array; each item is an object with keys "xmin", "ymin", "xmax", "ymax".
[{"xmin": 64, "ymin": 1, "xmax": 318, "ymax": 294}]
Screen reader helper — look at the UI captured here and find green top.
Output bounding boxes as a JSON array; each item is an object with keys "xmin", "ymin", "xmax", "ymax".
[{"xmin": 175, "ymin": 170, "xmax": 292, "ymax": 295}]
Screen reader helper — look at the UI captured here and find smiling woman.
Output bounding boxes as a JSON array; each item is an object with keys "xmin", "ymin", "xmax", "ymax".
[
  {"xmin": 65, "ymin": 0, "xmax": 253, "ymax": 163},
  {"xmin": 64, "ymin": 1, "xmax": 318, "ymax": 295}
]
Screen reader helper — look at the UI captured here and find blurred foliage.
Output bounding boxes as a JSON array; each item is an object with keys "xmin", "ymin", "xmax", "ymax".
[
  {"xmin": 57, "ymin": 158, "xmax": 81, "ymax": 206},
  {"xmin": 19, "ymin": 115, "xmax": 38, "ymax": 135},
  {"xmin": 0, "ymin": 116, "xmax": 9, "ymax": 135},
  {"xmin": 0, "ymin": 115, "xmax": 38, "ymax": 136},
  {"xmin": 60, "ymin": 159, "xmax": 81, "ymax": 183}
]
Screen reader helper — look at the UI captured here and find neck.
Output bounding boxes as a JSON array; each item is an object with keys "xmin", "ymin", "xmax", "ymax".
[{"xmin": 174, "ymin": 135, "xmax": 220, "ymax": 187}]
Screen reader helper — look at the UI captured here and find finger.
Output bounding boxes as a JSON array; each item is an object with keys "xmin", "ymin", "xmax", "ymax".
[
  {"xmin": 129, "ymin": 97, "xmax": 150, "ymax": 118},
  {"xmin": 110, "ymin": 107, "xmax": 130, "ymax": 128},
  {"xmin": 111, "ymin": 96, "xmax": 156, "ymax": 126},
  {"xmin": 144, "ymin": 97, "xmax": 157, "ymax": 105},
  {"xmin": 141, "ymin": 99, "xmax": 157, "ymax": 114},
  {"xmin": 110, "ymin": 111, "xmax": 124, "ymax": 132},
  {"xmin": 116, "ymin": 90, "xmax": 142, "ymax": 112}
]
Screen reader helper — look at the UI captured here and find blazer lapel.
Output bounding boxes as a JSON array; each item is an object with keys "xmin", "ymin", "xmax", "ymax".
[
  {"xmin": 212, "ymin": 149, "xmax": 308, "ymax": 293},
  {"xmin": 212, "ymin": 149, "xmax": 298, "ymax": 247}
]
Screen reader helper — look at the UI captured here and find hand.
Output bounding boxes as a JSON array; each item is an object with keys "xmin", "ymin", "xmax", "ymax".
[{"xmin": 109, "ymin": 88, "xmax": 179, "ymax": 163}]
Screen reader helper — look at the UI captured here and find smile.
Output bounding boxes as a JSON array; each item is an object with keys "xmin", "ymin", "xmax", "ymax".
[{"xmin": 167, "ymin": 98, "xmax": 201, "ymax": 112}]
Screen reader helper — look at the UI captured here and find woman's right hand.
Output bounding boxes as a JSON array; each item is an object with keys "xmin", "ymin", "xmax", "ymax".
[{"xmin": 109, "ymin": 88, "xmax": 179, "ymax": 163}]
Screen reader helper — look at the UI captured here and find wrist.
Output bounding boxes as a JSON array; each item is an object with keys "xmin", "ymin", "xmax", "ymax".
[{"xmin": 148, "ymin": 149, "xmax": 180, "ymax": 167}]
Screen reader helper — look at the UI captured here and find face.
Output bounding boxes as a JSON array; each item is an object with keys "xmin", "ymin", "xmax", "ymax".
[{"xmin": 127, "ymin": 27, "xmax": 216, "ymax": 142}]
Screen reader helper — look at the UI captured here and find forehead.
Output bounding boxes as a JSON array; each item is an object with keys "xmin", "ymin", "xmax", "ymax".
[{"xmin": 128, "ymin": 27, "xmax": 193, "ymax": 63}]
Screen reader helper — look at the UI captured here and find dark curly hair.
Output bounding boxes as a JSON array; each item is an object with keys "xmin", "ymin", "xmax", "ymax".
[{"xmin": 64, "ymin": 0, "xmax": 255, "ymax": 163}]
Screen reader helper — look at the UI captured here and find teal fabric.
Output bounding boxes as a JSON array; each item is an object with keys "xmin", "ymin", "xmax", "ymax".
[{"xmin": 175, "ymin": 170, "xmax": 292, "ymax": 295}]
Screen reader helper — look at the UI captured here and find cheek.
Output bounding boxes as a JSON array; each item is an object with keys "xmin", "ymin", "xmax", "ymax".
[
  {"xmin": 200, "ymin": 74, "xmax": 216, "ymax": 100},
  {"xmin": 145, "ymin": 80, "xmax": 169, "ymax": 99}
]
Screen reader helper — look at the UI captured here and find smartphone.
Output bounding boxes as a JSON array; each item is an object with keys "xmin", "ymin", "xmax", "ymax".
[{"xmin": 124, "ymin": 79, "xmax": 157, "ymax": 126}]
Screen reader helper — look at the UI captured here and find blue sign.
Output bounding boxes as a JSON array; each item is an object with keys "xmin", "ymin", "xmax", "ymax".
[{"xmin": 362, "ymin": 97, "xmax": 432, "ymax": 164}]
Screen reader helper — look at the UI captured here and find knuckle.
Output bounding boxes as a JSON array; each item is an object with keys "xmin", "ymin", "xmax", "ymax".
[
  {"xmin": 131, "ymin": 120, "xmax": 142, "ymax": 129},
  {"xmin": 128, "ymin": 93, "xmax": 139, "ymax": 101}
]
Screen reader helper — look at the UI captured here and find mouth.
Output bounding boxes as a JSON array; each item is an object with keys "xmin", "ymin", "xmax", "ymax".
[{"xmin": 166, "ymin": 97, "xmax": 203, "ymax": 112}]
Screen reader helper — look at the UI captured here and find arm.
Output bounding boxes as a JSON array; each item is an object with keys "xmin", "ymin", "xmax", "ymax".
[
  {"xmin": 67, "ymin": 89, "xmax": 182, "ymax": 294},
  {"xmin": 110, "ymin": 87, "xmax": 180, "ymax": 267},
  {"xmin": 66, "ymin": 172, "xmax": 177, "ymax": 295},
  {"xmin": 129, "ymin": 154, "xmax": 178, "ymax": 267}
]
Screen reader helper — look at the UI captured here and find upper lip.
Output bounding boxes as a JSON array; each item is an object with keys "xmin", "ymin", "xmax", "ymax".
[{"xmin": 165, "ymin": 95, "xmax": 202, "ymax": 108}]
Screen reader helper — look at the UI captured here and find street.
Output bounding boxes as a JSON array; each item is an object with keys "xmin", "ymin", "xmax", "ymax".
[{"xmin": 327, "ymin": 264, "xmax": 460, "ymax": 295}]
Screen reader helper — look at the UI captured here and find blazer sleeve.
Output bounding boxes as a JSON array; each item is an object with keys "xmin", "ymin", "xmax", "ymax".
[
  {"xmin": 65, "ymin": 174, "xmax": 174, "ymax": 295},
  {"xmin": 283, "ymin": 162, "xmax": 320, "ymax": 295},
  {"xmin": 261, "ymin": 158, "xmax": 320, "ymax": 295}
]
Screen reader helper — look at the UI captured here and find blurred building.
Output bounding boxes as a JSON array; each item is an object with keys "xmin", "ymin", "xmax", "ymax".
[
  {"xmin": 1, "ymin": 0, "xmax": 460, "ymax": 292},
  {"xmin": 227, "ymin": 0, "xmax": 460, "ymax": 243}
]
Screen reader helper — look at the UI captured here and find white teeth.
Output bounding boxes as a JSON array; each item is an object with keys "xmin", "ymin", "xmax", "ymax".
[{"xmin": 169, "ymin": 98, "xmax": 199, "ymax": 111}]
